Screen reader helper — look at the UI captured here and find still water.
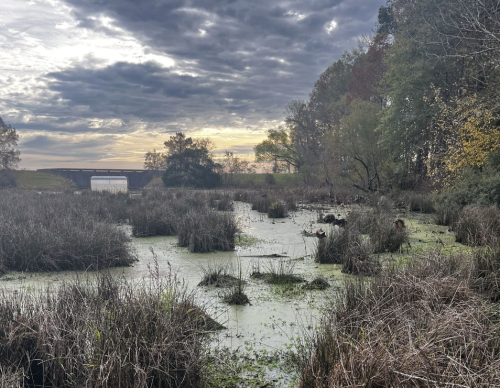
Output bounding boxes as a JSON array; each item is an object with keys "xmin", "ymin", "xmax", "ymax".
[{"xmin": 0, "ymin": 202, "xmax": 344, "ymax": 354}]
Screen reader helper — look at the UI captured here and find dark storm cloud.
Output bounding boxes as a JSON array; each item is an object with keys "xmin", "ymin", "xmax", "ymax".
[
  {"xmin": 44, "ymin": 59, "xmax": 306, "ymax": 128},
  {"xmin": 43, "ymin": 0, "xmax": 384, "ymax": 126}
]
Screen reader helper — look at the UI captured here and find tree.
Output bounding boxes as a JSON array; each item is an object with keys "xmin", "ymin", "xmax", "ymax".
[
  {"xmin": 143, "ymin": 149, "xmax": 167, "ymax": 170},
  {"xmin": 338, "ymin": 100, "xmax": 384, "ymax": 191},
  {"xmin": 433, "ymin": 90, "xmax": 500, "ymax": 180},
  {"xmin": 254, "ymin": 128, "xmax": 302, "ymax": 171},
  {"xmin": 162, "ymin": 133, "xmax": 221, "ymax": 188},
  {"xmin": 0, "ymin": 117, "xmax": 20, "ymax": 170}
]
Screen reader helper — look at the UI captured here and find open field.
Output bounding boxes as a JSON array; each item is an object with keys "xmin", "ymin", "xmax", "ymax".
[{"xmin": 11, "ymin": 170, "xmax": 76, "ymax": 190}]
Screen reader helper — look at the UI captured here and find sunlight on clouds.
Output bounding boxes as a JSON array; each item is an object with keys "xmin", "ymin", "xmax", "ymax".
[
  {"xmin": 286, "ymin": 11, "xmax": 306, "ymax": 21},
  {"xmin": 325, "ymin": 20, "xmax": 338, "ymax": 34}
]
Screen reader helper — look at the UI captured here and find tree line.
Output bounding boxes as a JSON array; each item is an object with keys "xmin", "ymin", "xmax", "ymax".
[{"xmin": 255, "ymin": 0, "xmax": 500, "ymax": 192}]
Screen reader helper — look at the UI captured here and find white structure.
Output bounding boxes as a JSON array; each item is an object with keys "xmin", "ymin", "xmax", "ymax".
[{"xmin": 91, "ymin": 176, "xmax": 128, "ymax": 193}]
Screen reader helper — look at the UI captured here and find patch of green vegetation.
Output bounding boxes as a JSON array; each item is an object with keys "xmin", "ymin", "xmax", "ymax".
[
  {"xmin": 12, "ymin": 170, "xmax": 75, "ymax": 191},
  {"xmin": 205, "ymin": 345, "xmax": 297, "ymax": 388},
  {"xmin": 235, "ymin": 233, "xmax": 260, "ymax": 247},
  {"xmin": 375, "ymin": 213, "xmax": 472, "ymax": 265}
]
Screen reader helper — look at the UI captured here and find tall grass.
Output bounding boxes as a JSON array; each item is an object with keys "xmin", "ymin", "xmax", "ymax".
[
  {"xmin": 177, "ymin": 209, "xmax": 238, "ymax": 253},
  {"xmin": 454, "ymin": 206, "xmax": 500, "ymax": 246},
  {"xmin": 0, "ymin": 270, "xmax": 218, "ymax": 388},
  {"xmin": 0, "ymin": 191, "xmax": 135, "ymax": 272},
  {"xmin": 298, "ymin": 252, "xmax": 500, "ymax": 387}
]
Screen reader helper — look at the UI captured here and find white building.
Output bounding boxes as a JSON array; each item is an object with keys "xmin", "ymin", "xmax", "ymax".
[{"xmin": 90, "ymin": 176, "xmax": 128, "ymax": 193}]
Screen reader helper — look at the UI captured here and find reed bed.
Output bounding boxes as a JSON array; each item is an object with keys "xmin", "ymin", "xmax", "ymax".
[
  {"xmin": 0, "ymin": 270, "xmax": 218, "ymax": 388},
  {"xmin": 298, "ymin": 252, "xmax": 500, "ymax": 387},
  {"xmin": 0, "ymin": 191, "xmax": 135, "ymax": 272}
]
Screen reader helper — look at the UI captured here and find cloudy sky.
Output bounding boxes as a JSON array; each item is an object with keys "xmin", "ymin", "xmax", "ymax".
[{"xmin": 1, "ymin": 0, "xmax": 385, "ymax": 169}]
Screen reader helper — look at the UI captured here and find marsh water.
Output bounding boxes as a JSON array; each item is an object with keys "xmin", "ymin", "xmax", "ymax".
[{"xmin": 1, "ymin": 201, "xmax": 345, "ymax": 384}]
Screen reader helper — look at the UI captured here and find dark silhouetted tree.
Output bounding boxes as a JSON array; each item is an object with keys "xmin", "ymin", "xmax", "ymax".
[{"xmin": 162, "ymin": 133, "xmax": 221, "ymax": 188}]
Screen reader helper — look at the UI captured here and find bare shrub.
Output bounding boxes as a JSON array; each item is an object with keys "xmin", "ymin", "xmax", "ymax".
[
  {"xmin": 0, "ymin": 271, "xmax": 218, "ymax": 388},
  {"xmin": 455, "ymin": 206, "xmax": 500, "ymax": 246},
  {"xmin": 298, "ymin": 253, "xmax": 500, "ymax": 388}
]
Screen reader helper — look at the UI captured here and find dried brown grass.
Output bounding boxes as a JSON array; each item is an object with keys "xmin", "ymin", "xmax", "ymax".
[{"xmin": 299, "ymin": 252, "xmax": 500, "ymax": 387}]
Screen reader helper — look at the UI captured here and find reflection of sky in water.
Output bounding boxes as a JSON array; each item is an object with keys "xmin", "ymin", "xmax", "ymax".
[{"xmin": 0, "ymin": 202, "xmax": 344, "ymax": 354}]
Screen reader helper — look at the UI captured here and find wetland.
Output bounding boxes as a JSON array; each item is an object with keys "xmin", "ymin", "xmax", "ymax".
[{"xmin": 0, "ymin": 188, "xmax": 499, "ymax": 387}]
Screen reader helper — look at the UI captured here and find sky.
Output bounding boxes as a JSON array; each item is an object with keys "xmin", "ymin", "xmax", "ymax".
[{"xmin": 1, "ymin": 0, "xmax": 386, "ymax": 169}]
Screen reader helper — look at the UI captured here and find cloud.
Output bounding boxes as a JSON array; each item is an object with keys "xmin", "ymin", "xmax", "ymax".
[{"xmin": 1, "ymin": 0, "xmax": 386, "ymax": 168}]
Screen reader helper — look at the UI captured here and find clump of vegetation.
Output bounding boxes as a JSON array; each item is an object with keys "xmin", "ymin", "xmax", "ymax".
[
  {"xmin": 347, "ymin": 209, "xmax": 408, "ymax": 253},
  {"xmin": 472, "ymin": 246, "xmax": 500, "ymax": 302},
  {"xmin": 298, "ymin": 253, "xmax": 500, "ymax": 388},
  {"xmin": 130, "ymin": 200, "xmax": 176, "ymax": 237},
  {"xmin": 251, "ymin": 195, "xmax": 273, "ymax": 213},
  {"xmin": 315, "ymin": 225, "xmax": 378, "ymax": 275},
  {"xmin": 0, "ymin": 170, "xmax": 16, "ymax": 188},
  {"xmin": 0, "ymin": 191, "xmax": 136, "ymax": 272},
  {"xmin": 222, "ymin": 286, "xmax": 250, "ymax": 305},
  {"xmin": 177, "ymin": 209, "xmax": 238, "ymax": 253},
  {"xmin": 455, "ymin": 206, "xmax": 500, "ymax": 246},
  {"xmin": 264, "ymin": 173, "xmax": 276, "ymax": 185},
  {"xmin": 404, "ymin": 191, "xmax": 435, "ymax": 213},
  {"xmin": 0, "ymin": 271, "xmax": 219, "ymax": 388},
  {"xmin": 268, "ymin": 201, "xmax": 287, "ymax": 218},
  {"xmin": 251, "ymin": 259, "xmax": 305, "ymax": 285},
  {"xmin": 302, "ymin": 277, "xmax": 330, "ymax": 290},
  {"xmin": 198, "ymin": 260, "xmax": 241, "ymax": 288},
  {"xmin": 210, "ymin": 193, "xmax": 234, "ymax": 211},
  {"xmin": 218, "ymin": 262, "xmax": 250, "ymax": 305}
]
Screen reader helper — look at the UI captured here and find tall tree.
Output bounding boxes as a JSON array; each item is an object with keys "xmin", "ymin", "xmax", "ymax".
[
  {"xmin": 143, "ymin": 149, "xmax": 167, "ymax": 170},
  {"xmin": 162, "ymin": 133, "xmax": 221, "ymax": 188},
  {"xmin": 0, "ymin": 117, "xmax": 21, "ymax": 170},
  {"xmin": 338, "ymin": 100, "xmax": 384, "ymax": 191},
  {"xmin": 254, "ymin": 127, "xmax": 303, "ymax": 171}
]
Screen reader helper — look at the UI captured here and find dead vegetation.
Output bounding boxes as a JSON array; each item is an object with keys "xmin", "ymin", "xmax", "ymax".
[
  {"xmin": 298, "ymin": 252, "xmax": 500, "ymax": 387},
  {"xmin": 0, "ymin": 268, "xmax": 220, "ymax": 388},
  {"xmin": 0, "ymin": 191, "xmax": 136, "ymax": 272}
]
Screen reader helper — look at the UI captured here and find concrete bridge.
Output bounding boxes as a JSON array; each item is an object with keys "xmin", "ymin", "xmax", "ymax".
[{"xmin": 37, "ymin": 168, "xmax": 163, "ymax": 189}]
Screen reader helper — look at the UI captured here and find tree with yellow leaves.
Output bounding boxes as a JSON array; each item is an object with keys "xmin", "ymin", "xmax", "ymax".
[{"xmin": 433, "ymin": 90, "xmax": 500, "ymax": 181}]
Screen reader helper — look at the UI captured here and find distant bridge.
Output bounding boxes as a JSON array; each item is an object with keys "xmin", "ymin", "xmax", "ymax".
[{"xmin": 37, "ymin": 168, "xmax": 163, "ymax": 189}]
